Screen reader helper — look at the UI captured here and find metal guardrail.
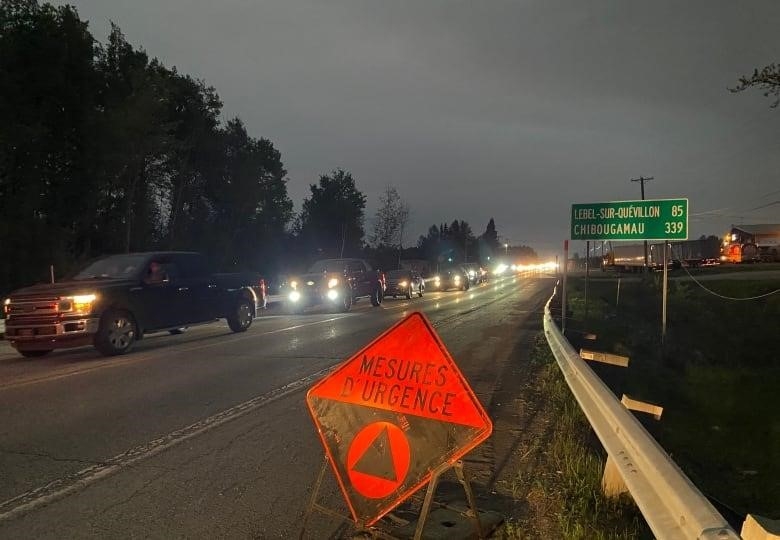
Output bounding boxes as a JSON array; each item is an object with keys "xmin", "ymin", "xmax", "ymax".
[{"xmin": 543, "ymin": 285, "xmax": 740, "ymax": 540}]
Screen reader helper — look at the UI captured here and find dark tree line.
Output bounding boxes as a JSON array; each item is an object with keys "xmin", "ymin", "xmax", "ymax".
[
  {"xmin": 0, "ymin": 1, "xmax": 292, "ymax": 294},
  {"xmin": 416, "ymin": 217, "xmax": 536, "ymax": 267}
]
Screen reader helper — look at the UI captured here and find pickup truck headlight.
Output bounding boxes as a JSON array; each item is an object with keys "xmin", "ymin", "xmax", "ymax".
[
  {"xmin": 399, "ymin": 281, "xmax": 408, "ymax": 288},
  {"xmin": 327, "ymin": 278, "xmax": 339, "ymax": 289},
  {"xmin": 58, "ymin": 294, "xmax": 98, "ymax": 315},
  {"xmin": 289, "ymin": 291, "xmax": 301, "ymax": 302}
]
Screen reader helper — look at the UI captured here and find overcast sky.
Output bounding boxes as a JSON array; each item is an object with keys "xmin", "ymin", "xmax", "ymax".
[{"xmin": 56, "ymin": 0, "xmax": 779, "ymax": 257}]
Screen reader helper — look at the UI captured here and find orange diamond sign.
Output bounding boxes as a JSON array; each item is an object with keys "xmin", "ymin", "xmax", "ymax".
[{"xmin": 306, "ymin": 312, "xmax": 493, "ymax": 526}]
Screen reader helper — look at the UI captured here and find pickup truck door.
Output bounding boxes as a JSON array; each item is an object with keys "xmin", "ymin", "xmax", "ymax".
[
  {"xmin": 135, "ymin": 260, "xmax": 192, "ymax": 330},
  {"xmin": 348, "ymin": 261, "xmax": 370, "ymax": 295},
  {"xmin": 173, "ymin": 254, "xmax": 220, "ymax": 323}
]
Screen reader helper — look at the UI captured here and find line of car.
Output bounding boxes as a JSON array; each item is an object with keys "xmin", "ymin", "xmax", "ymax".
[
  {"xmin": 282, "ymin": 258, "xmax": 489, "ymax": 314},
  {"xmin": 1, "ymin": 253, "xmax": 493, "ymax": 359}
]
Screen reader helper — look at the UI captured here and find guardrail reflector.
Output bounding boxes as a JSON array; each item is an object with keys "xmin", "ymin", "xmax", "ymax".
[
  {"xmin": 621, "ymin": 394, "xmax": 663, "ymax": 420},
  {"xmin": 579, "ymin": 348, "xmax": 629, "ymax": 367}
]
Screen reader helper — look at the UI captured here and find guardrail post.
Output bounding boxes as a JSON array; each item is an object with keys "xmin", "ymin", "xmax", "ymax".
[
  {"xmin": 741, "ymin": 514, "xmax": 780, "ymax": 540},
  {"xmin": 602, "ymin": 396, "xmax": 663, "ymax": 498},
  {"xmin": 602, "ymin": 454, "xmax": 631, "ymax": 497}
]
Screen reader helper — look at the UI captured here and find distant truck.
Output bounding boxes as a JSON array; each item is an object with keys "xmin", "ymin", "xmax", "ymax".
[
  {"xmin": 2, "ymin": 252, "xmax": 266, "ymax": 357},
  {"xmin": 285, "ymin": 258, "xmax": 386, "ymax": 313},
  {"xmin": 668, "ymin": 238, "xmax": 720, "ymax": 267},
  {"xmin": 602, "ymin": 242, "xmax": 680, "ymax": 272},
  {"xmin": 721, "ymin": 224, "xmax": 780, "ymax": 263}
]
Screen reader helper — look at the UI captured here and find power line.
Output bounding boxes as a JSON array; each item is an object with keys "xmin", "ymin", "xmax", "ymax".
[{"xmin": 669, "ymin": 245, "xmax": 780, "ymax": 301}]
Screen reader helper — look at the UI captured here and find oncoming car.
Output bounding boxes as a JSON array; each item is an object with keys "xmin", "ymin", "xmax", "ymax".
[
  {"xmin": 384, "ymin": 269, "xmax": 424, "ymax": 299},
  {"xmin": 429, "ymin": 267, "xmax": 469, "ymax": 291},
  {"xmin": 285, "ymin": 258, "xmax": 385, "ymax": 313}
]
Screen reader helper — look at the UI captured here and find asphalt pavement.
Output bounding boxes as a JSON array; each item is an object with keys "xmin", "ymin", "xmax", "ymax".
[{"xmin": 0, "ymin": 275, "xmax": 554, "ymax": 538}]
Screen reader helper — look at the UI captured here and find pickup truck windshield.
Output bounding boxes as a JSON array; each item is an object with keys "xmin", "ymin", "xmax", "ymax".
[
  {"xmin": 73, "ymin": 254, "xmax": 149, "ymax": 280},
  {"xmin": 307, "ymin": 260, "xmax": 348, "ymax": 273}
]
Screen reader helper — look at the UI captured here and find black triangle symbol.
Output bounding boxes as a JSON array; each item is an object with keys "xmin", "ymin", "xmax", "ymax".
[{"xmin": 351, "ymin": 426, "xmax": 397, "ymax": 482}]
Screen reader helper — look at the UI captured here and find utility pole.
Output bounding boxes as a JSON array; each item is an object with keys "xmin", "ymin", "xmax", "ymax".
[{"xmin": 630, "ymin": 176, "xmax": 653, "ymax": 270}]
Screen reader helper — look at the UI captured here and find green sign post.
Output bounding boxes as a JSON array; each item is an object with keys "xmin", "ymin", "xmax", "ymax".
[{"xmin": 570, "ymin": 198, "xmax": 688, "ymax": 241}]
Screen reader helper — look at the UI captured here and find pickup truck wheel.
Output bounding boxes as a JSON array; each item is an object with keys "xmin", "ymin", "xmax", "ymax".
[
  {"xmin": 227, "ymin": 299, "xmax": 253, "ymax": 333},
  {"xmin": 19, "ymin": 349, "xmax": 52, "ymax": 358},
  {"xmin": 370, "ymin": 286, "xmax": 383, "ymax": 307},
  {"xmin": 339, "ymin": 289, "xmax": 353, "ymax": 312},
  {"xmin": 95, "ymin": 309, "xmax": 137, "ymax": 356}
]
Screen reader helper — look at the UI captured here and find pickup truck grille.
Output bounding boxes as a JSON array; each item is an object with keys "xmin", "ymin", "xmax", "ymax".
[{"xmin": 7, "ymin": 295, "xmax": 60, "ymax": 321}]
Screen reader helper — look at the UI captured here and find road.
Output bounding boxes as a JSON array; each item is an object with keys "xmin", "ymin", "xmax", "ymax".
[{"xmin": 0, "ymin": 275, "xmax": 554, "ymax": 538}]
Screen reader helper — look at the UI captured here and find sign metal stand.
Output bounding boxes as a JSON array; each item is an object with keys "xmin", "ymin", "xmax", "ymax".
[{"xmin": 299, "ymin": 457, "xmax": 486, "ymax": 540}]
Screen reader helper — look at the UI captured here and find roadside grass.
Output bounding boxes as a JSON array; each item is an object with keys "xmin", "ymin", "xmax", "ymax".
[
  {"xmin": 563, "ymin": 274, "xmax": 780, "ymax": 519},
  {"xmin": 501, "ymin": 335, "xmax": 649, "ymax": 539}
]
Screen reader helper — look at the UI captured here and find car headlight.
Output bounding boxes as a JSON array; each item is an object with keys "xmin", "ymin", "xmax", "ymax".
[
  {"xmin": 289, "ymin": 291, "xmax": 301, "ymax": 302},
  {"xmin": 58, "ymin": 294, "xmax": 97, "ymax": 315},
  {"xmin": 454, "ymin": 275, "xmax": 461, "ymax": 282},
  {"xmin": 326, "ymin": 289, "xmax": 339, "ymax": 300},
  {"xmin": 290, "ymin": 280, "xmax": 298, "ymax": 290},
  {"xmin": 328, "ymin": 278, "xmax": 339, "ymax": 289},
  {"xmin": 3, "ymin": 298, "xmax": 10, "ymax": 317},
  {"xmin": 399, "ymin": 281, "xmax": 407, "ymax": 288}
]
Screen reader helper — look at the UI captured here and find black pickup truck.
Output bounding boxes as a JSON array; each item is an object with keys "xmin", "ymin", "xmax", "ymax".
[
  {"xmin": 285, "ymin": 258, "xmax": 385, "ymax": 313},
  {"xmin": 2, "ymin": 252, "xmax": 266, "ymax": 357}
]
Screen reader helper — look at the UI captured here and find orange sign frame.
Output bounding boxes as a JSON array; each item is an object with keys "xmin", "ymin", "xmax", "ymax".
[{"xmin": 306, "ymin": 311, "xmax": 493, "ymax": 525}]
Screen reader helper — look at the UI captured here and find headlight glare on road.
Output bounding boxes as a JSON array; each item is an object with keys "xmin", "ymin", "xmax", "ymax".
[
  {"xmin": 328, "ymin": 278, "xmax": 339, "ymax": 289},
  {"xmin": 327, "ymin": 289, "xmax": 339, "ymax": 301},
  {"xmin": 289, "ymin": 291, "xmax": 301, "ymax": 302}
]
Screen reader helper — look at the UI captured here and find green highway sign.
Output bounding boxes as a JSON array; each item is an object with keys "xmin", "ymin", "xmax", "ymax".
[{"xmin": 571, "ymin": 198, "xmax": 688, "ymax": 240}]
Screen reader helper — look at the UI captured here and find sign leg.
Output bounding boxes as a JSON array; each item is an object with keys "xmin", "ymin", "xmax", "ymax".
[
  {"xmin": 299, "ymin": 456, "xmax": 330, "ymax": 540},
  {"xmin": 412, "ymin": 464, "xmax": 447, "ymax": 540},
  {"xmin": 299, "ymin": 456, "xmax": 356, "ymax": 538},
  {"xmin": 454, "ymin": 460, "xmax": 485, "ymax": 539}
]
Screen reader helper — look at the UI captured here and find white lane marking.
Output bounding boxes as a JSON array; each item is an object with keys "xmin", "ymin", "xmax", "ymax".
[
  {"xmin": 0, "ymin": 316, "xmax": 350, "ymax": 392},
  {"xmin": 0, "ymin": 365, "xmax": 336, "ymax": 523}
]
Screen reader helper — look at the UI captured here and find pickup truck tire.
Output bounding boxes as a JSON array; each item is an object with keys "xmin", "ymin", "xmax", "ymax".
[
  {"xmin": 338, "ymin": 289, "xmax": 353, "ymax": 312},
  {"xmin": 95, "ymin": 309, "xmax": 137, "ymax": 356},
  {"xmin": 370, "ymin": 286, "xmax": 383, "ymax": 307},
  {"xmin": 19, "ymin": 349, "xmax": 52, "ymax": 358},
  {"xmin": 227, "ymin": 299, "xmax": 253, "ymax": 333}
]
